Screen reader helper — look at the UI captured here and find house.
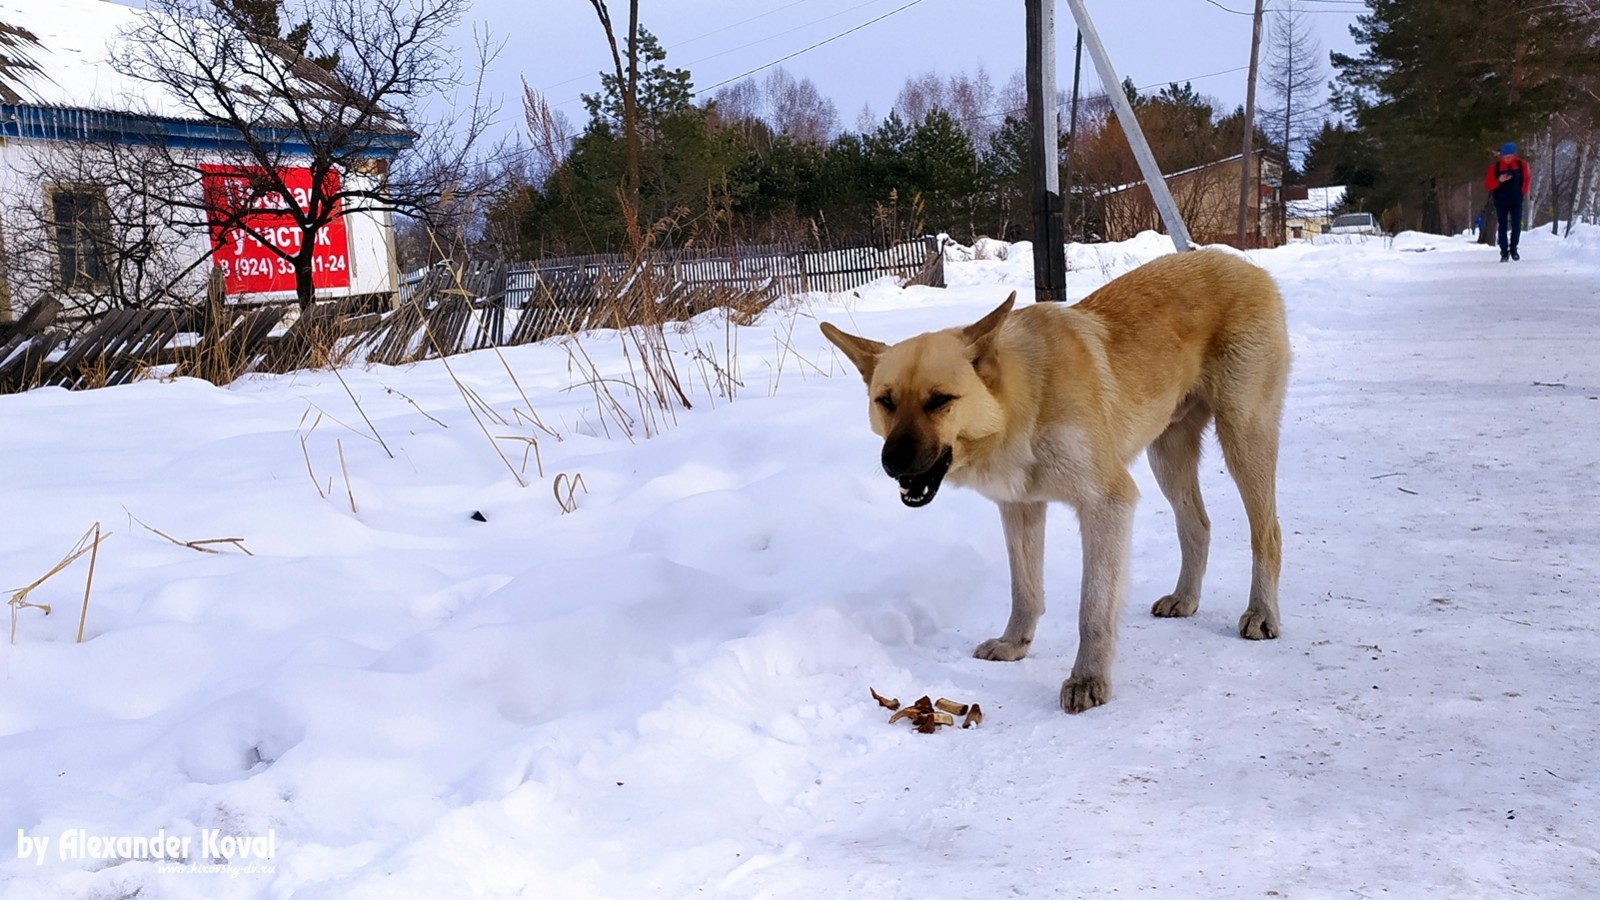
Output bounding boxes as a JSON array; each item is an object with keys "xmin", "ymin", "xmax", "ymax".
[
  {"xmin": 1284, "ymin": 185, "xmax": 1347, "ymax": 240},
  {"xmin": 0, "ymin": 0, "xmax": 410, "ymax": 322},
  {"xmin": 1096, "ymin": 149, "xmax": 1285, "ymax": 249}
]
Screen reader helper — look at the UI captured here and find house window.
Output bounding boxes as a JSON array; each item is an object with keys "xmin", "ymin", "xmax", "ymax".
[{"xmin": 49, "ymin": 186, "xmax": 111, "ymax": 290}]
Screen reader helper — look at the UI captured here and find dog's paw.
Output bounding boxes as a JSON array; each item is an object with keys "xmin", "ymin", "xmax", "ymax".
[
  {"xmin": 1060, "ymin": 675, "xmax": 1111, "ymax": 714},
  {"xmin": 1151, "ymin": 594, "xmax": 1199, "ymax": 618},
  {"xmin": 973, "ymin": 638, "xmax": 1030, "ymax": 661},
  {"xmin": 1238, "ymin": 608, "xmax": 1279, "ymax": 640}
]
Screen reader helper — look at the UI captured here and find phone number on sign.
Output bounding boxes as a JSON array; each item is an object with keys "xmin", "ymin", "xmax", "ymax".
[{"xmin": 219, "ymin": 256, "xmax": 349, "ymax": 278}]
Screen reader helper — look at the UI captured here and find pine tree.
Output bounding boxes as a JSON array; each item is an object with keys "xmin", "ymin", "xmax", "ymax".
[
  {"xmin": 982, "ymin": 115, "xmax": 1032, "ymax": 239},
  {"xmin": 1301, "ymin": 121, "xmax": 1380, "ymax": 195},
  {"xmin": 1332, "ymin": 0, "xmax": 1599, "ymax": 232},
  {"xmin": 908, "ymin": 109, "xmax": 981, "ymax": 237},
  {"xmin": 581, "ymin": 29, "xmax": 694, "ymax": 138}
]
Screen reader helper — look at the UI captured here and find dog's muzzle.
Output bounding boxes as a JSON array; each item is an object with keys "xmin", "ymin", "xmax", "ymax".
[{"xmin": 884, "ymin": 446, "xmax": 953, "ymax": 508}]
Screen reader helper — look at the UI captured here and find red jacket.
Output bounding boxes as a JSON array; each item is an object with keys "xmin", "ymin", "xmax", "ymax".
[{"xmin": 1485, "ymin": 157, "xmax": 1531, "ymax": 195}]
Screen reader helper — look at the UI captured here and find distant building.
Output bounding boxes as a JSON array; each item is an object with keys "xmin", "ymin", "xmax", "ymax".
[
  {"xmin": 1096, "ymin": 149, "xmax": 1286, "ymax": 249},
  {"xmin": 1285, "ymin": 186, "xmax": 1348, "ymax": 240},
  {"xmin": 0, "ymin": 0, "xmax": 409, "ymax": 321}
]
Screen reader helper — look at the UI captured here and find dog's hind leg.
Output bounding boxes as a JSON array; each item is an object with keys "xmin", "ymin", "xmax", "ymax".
[
  {"xmin": 1061, "ymin": 477, "xmax": 1137, "ymax": 713},
  {"xmin": 1148, "ymin": 399, "xmax": 1213, "ymax": 619},
  {"xmin": 975, "ymin": 500, "xmax": 1046, "ymax": 662},
  {"xmin": 1215, "ymin": 406, "xmax": 1283, "ymax": 640}
]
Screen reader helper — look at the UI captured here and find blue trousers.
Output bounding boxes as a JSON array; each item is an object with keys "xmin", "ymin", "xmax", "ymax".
[{"xmin": 1495, "ymin": 199, "xmax": 1522, "ymax": 253}]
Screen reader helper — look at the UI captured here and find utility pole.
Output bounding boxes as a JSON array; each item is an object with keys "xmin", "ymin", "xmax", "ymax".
[
  {"xmin": 1026, "ymin": 0, "xmax": 1066, "ymax": 302},
  {"xmin": 1062, "ymin": 31, "xmax": 1084, "ymax": 244},
  {"xmin": 1062, "ymin": 0, "xmax": 1191, "ymax": 252},
  {"xmin": 1236, "ymin": 0, "xmax": 1265, "ymax": 247}
]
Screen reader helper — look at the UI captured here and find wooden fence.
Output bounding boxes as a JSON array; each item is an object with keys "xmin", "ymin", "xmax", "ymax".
[{"xmin": 0, "ymin": 237, "xmax": 945, "ymax": 394}]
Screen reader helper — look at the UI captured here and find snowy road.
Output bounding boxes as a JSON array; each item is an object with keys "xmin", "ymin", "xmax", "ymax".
[{"xmin": 2, "ymin": 229, "xmax": 1597, "ymax": 898}]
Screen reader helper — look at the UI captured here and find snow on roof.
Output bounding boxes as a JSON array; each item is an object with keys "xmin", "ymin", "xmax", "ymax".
[
  {"xmin": 1288, "ymin": 185, "xmax": 1347, "ymax": 219},
  {"xmin": 0, "ymin": 0, "xmax": 174, "ymax": 114},
  {"xmin": 0, "ymin": 0, "xmax": 382, "ymax": 130}
]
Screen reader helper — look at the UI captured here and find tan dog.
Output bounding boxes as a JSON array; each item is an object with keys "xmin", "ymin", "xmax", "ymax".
[{"xmin": 820, "ymin": 249, "xmax": 1289, "ymax": 713}]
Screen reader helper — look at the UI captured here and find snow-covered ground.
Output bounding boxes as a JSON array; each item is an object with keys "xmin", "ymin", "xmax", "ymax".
[{"xmin": 3, "ymin": 227, "xmax": 1598, "ymax": 898}]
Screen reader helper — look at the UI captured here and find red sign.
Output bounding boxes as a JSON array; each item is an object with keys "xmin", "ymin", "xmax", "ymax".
[{"xmin": 202, "ymin": 165, "xmax": 352, "ymax": 295}]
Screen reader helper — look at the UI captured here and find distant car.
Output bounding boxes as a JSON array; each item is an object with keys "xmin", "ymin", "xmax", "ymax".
[{"xmin": 1329, "ymin": 212, "xmax": 1380, "ymax": 235}]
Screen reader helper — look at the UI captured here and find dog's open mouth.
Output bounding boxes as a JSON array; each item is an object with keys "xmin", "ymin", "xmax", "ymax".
[{"xmin": 897, "ymin": 448, "xmax": 953, "ymax": 508}]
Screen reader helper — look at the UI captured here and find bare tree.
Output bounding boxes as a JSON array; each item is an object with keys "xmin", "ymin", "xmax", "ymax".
[
  {"xmin": 998, "ymin": 70, "xmax": 1029, "ymax": 122},
  {"xmin": 892, "ymin": 68, "xmax": 1006, "ymax": 147},
  {"xmin": 1262, "ymin": 0, "xmax": 1325, "ymax": 173},
  {"xmin": 111, "ymin": 0, "xmax": 497, "ymax": 310},
  {"xmin": 895, "ymin": 71, "xmax": 948, "ymax": 128},
  {"xmin": 946, "ymin": 67, "xmax": 998, "ymax": 146},
  {"xmin": 854, "ymin": 102, "xmax": 878, "ymax": 134},
  {"xmin": 765, "ymin": 68, "xmax": 838, "ymax": 144},
  {"xmin": 709, "ymin": 78, "xmax": 762, "ymax": 125}
]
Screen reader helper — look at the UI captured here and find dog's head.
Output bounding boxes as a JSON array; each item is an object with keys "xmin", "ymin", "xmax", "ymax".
[{"xmin": 820, "ymin": 293, "xmax": 1013, "ymax": 507}]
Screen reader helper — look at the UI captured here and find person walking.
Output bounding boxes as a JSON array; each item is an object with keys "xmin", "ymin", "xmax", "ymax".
[{"xmin": 1484, "ymin": 142, "xmax": 1531, "ymax": 262}]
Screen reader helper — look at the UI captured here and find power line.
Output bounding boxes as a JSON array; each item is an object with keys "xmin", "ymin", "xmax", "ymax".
[
  {"xmin": 1204, "ymin": 0, "xmax": 1362, "ymax": 13},
  {"xmin": 1200, "ymin": 0, "xmax": 1252, "ymax": 15},
  {"xmin": 696, "ymin": 0, "xmax": 929, "ymax": 96},
  {"xmin": 531, "ymin": 2, "xmax": 1332, "ymax": 154},
  {"xmin": 1138, "ymin": 64, "xmax": 1251, "ymax": 92},
  {"xmin": 534, "ymin": 0, "xmax": 929, "ymax": 148},
  {"xmin": 532, "ymin": 0, "xmax": 890, "ymax": 98},
  {"xmin": 678, "ymin": 0, "xmax": 909, "ymax": 72},
  {"xmin": 669, "ymin": 0, "xmax": 818, "ymax": 52}
]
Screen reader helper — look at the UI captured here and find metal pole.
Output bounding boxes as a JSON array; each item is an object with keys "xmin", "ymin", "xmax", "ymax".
[
  {"xmin": 1061, "ymin": 0, "xmax": 1191, "ymax": 252},
  {"xmin": 1236, "ymin": 0, "xmax": 1265, "ymax": 247},
  {"xmin": 1026, "ymin": 0, "xmax": 1066, "ymax": 301}
]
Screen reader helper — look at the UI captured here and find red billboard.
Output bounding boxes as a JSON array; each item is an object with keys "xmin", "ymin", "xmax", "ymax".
[{"xmin": 202, "ymin": 165, "xmax": 352, "ymax": 295}]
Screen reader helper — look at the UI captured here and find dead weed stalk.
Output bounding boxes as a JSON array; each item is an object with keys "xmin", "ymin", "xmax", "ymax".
[
  {"xmin": 124, "ymin": 508, "xmax": 253, "ymax": 556},
  {"xmin": 8, "ymin": 523, "xmax": 110, "ymax": 644}
]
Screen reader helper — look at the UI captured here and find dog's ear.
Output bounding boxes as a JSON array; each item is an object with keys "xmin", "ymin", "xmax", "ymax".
[
  {"xmin": 962, "ymin": 292, "xmax": 1015, "ymax": 362},
  {"xmin": 819, "ymin": 321, "xmax": 888, "ymax": 383}
]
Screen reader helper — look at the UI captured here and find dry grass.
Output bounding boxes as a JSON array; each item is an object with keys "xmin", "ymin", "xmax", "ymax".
[
  {"xmin": 337, "ymin": 439, "xmax": 357, "ymax": 514},
  {"xmin": 125, "ymin": 508, "xmax": 253, "ymax": 556},
  {"xmin": 8, "ymin": 523, "xmax": 110, "ymax": 644},
  {"xmin": 552, "ymin": 472, "xmax": 588, "ymax": 514}
]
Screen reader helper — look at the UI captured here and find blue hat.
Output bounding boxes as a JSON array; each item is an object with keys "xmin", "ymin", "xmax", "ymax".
[{"xmin": 1501, "ymin": 142, "xmax": 1517, "ymax": 155}]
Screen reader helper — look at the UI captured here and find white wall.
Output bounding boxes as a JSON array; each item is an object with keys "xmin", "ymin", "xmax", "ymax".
[{"xmin": 0, "ymin": 137, "xmax": 400, "ymax": 317}]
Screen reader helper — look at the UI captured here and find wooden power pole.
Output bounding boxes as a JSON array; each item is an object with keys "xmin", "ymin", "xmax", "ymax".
[
  {"xmin": 1026, "ymin": 0, "xmax": 1066, "ymax": 302},
  {"xmin": 1062, "ymin": 31, "xmax": 1084, "ymax": 244},
  {"xmin": 1236, "ymin": 0, "xmax": 1265, "ymax": 247}
]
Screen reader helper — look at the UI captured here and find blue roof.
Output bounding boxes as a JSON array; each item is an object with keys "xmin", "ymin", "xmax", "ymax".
[{"xmin": 0, "ymin": 103, "xmax": 413, "ymax": 158}]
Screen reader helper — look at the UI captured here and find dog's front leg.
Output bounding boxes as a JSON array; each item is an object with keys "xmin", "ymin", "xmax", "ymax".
[
  {"xmin": 1061, "ymin": 492, "xmax": 1136, "ymax": 713},
  {"xmin": 974, "ymin": 500, "xmax": 1046, "ymax": 662}
]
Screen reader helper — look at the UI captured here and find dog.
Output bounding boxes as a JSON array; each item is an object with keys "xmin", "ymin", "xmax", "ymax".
[{"xmin": 820, "ymin": 249, "xmax": 1289, "ymax": 713}]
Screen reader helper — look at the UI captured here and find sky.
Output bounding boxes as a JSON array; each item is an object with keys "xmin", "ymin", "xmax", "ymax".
[
  {"xmin": 92, "ymin": 0, "xmax": 1369, "ymax": 143},
  {"xmin": 495, "ymin": 0, "xmax": 1367, "ymax": 139}
]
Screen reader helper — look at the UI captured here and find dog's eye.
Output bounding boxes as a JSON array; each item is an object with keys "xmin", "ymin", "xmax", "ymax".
[
  {"xmin": 875, "ymin": 395, "xmax": 896, "ymax": 413},
  {"xmin": 924, "ymin": 393, "xmax": 957, "ymax": 413}
]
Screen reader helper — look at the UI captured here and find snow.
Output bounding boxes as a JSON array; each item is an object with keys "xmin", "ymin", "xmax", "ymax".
[
  {"xmin": 0, "ymin": 0, "xmax": 334, "ymax": 123},
  {"xmin": 0, "ymin": 0, "xmax": 156, "ymax": 113},
  {"xmin": 3, "ymin": 226, "xmax": 1599, "ymax": 897},
  {"xmin": 1286, "ymin": 185, "xmax": 1347, "ymax": 220}
]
